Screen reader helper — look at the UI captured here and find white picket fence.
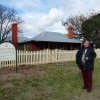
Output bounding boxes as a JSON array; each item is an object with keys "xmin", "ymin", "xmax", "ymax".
[{"xmin": 0, "ymin": 49, "xmax": 100, "ymax": 68}]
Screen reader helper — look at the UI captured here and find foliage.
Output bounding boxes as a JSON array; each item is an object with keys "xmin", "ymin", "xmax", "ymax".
[
  {"xmin": 82, "ymin": 13, "xmax": 100, "ymax": 44},
  {"xmin": 63, "ymin": 15, "xmax": 86, "ymax": 34},
  {"xmin": 62, "ymin": 14, "xmax": 87, "ymax": 39},
  {"xmin": 62, "ymin": 12, "xmax": 98, "ymax": 39}
]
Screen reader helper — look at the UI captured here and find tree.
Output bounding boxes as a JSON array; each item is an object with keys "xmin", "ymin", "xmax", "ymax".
[
  {"xmin": 62, "ymin": 14, "xmax": 87, "ymax": 38},
  {"xmin": 82, "ymin": 13, "xmax": 100, "ymax": 44},
  {"xmin": 0, "ymin": 4, "xmax": 23, "ymax": 42},
  {"xmin": 62, "ymin": 12, "xmax": 97, "ymax": 39}
]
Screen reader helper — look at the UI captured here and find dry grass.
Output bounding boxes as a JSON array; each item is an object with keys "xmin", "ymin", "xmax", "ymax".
[{"xmin": 0, "ymin": 59, "xmax": 100, "ymax": 100}]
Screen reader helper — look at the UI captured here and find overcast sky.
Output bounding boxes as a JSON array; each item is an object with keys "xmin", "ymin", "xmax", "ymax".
[{"xmin": 0, "ymin": 0, "xmax": 100, "ymax": 37}]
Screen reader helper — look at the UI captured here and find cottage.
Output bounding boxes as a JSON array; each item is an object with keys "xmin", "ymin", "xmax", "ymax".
[{"xmin": 17, "ymin": 32, "xmax": 82, "ymax": 51}]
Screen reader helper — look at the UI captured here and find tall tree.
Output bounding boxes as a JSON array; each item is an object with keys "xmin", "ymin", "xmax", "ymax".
[
  {"xmin": 0, "ymin": 4, "xmax": 23, "ymax": 42},
  {"xmin": 62, "ymin": 12, "xmax": 97, "ymax": 39},
  {"xmin": 82, "ymin": 13, "xmax": 100, "ymax": 44},
  {"xmin": 62, "ymin": 14, "xmax": 87, "ymax": 38}
]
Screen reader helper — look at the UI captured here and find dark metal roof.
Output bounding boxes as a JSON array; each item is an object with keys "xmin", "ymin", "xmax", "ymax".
[
  {"xmin": 30, "ymin": 31, "xmax": 82, "ymax": 43},
  {"xmin": 5, "ymin": 31, "xmax": 82, "ymax": 43}
]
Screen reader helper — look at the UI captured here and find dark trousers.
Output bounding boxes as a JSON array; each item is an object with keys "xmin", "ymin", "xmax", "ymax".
[{"xmin": 81, "ymin": 68, "xmax": 93, "ymax": 90}]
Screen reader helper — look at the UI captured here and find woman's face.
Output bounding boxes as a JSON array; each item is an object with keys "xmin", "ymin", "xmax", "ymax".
[{"xmin": 83, "ymin": 40, "xmax": 89, "ymax": 48}]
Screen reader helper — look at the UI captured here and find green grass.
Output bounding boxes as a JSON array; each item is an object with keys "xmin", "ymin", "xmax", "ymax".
[{"xmin": 0, "ymin": 59, "xmax": 100, "ymax": 100}]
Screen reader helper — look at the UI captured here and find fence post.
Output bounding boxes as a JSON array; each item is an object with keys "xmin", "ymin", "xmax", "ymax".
[
  {"xmin": 0, "ymin": 60, "xmax": 1, "ymax": 68},
  {"xmin": 25, "ymin": 50, "xmax": 27, "ymax": 66},
  {"xmin": 16, "ymin": 49, "xmax": 18, "ymax": 72}
]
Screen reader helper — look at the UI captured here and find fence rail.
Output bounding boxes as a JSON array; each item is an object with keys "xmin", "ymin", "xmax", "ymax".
[{"xmin": 0, "ymin": 49, "xmax": 100, "ymax": 68}]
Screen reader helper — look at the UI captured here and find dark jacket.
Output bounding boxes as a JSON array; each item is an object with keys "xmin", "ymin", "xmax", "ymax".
[{"xmin": 76, "ymin": 47, "xmax": 96, "ymax": 71}]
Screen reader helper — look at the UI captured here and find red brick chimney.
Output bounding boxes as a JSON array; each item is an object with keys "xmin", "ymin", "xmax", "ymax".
[
  {"xmin": 12, "ymin": 23, "xmax": 18, "ymax": 48},
  {"xmin": 67, "ymin": 27, "xmax": 74, "ymax": 39}
]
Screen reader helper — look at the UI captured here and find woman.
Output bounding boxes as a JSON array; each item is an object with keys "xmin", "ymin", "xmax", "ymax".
[{"xmin": 76, "ymin": 39, "xmax": 96, "ymax": 92}]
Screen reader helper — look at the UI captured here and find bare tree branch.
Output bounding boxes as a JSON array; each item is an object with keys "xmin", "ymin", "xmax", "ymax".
[{"xmin": 0, "ymin": 4, "xmax": 23, "ymax": 42}]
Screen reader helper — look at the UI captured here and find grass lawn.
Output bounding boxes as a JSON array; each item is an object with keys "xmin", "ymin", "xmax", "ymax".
[{"xmin": 0, "ymin": 59, "xmax": 100, "ymax": 100}]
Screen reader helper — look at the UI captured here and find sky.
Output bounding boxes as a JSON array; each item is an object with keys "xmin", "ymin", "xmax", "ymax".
[{"xmin": 0, "ymin": 0, "xmax": 100, "ymax": 38}]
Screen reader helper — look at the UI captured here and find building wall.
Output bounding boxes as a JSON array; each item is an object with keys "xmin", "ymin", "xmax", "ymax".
[{"xmin": 18, "ymin": 41, "xmax": 81, "ymax": 51}]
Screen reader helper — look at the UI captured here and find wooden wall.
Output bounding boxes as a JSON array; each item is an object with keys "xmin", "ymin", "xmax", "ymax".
[{"xmin": 18, "ymin": 41, "xmax": 81, "ymax": 51}]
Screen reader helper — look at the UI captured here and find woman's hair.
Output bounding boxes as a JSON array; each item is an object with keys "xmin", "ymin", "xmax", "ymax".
[{"xmin": 81, "ymin": 39, "xmax": 90, "ymax": 48}]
